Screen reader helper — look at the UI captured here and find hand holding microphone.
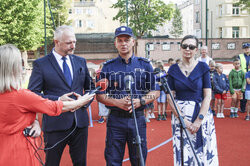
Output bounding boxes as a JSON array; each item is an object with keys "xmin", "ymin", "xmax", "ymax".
[{"xmin": 70, "ymin": 78, "xmax": 109, "ymax": 112}]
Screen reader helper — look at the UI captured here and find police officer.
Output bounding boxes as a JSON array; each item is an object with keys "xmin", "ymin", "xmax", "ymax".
[
  {"xmin": 96, "ymin": 26, "xmax": 160, "ymax": 166},
  {"xmin": 238, "ymin": 43, "xmax": 250, "ymax": 113}
]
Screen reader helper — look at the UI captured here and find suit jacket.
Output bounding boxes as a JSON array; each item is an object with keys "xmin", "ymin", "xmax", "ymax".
[{"xmin": 28, "ymin": 52, "xmax": 95, "ymax": 132}]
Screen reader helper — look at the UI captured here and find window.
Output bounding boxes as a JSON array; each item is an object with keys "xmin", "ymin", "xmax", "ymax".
[
  {"xmin": 219, "ymin": 5, "xmax": 223, "ymax": 16},
  {"xmin": 75, "ymin": 8, "xmax": 83, "ymax": 15},
  {"xmin": 232, "ymin": 4, "xmax": 240, "ymax": 15},
  {"xmin": 162, "ymin": 43, "xmax": 171, "ymax": 51},
  {"xmin": 227, "ymin": 43, "xmax": 236, "ymax": 50},
  {"xmin": 195, "ymin": 11, "xmax": 199, "ymax": 23},
  {"xmin": 232, "ymin": 27, "xmax": 239, "ymax": 38},
  {"xmin": 195, "ymin": 0, "xmax": 199, "ymax": 5},
  {"xmin": 86, "ymin": 20, "xmax": 94, "ymax": 29},
  {"xmin": 212, "ymin": 43, "xmax": 220, "ymax": 50},
  {"xmin": 86, "ymin": 8, "xmax": 93, "ymax": 16},
  {"xmin": 219, "ymin": 27, "xmax": 222, "ymax": 38},
  {"xmin": 76, "ymin": 20, "xmax": 82, "ymax": 28}
]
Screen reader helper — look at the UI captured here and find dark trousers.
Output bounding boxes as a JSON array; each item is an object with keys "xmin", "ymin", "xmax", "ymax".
[
  {"xmin": 240, "ymin": 93, "xmax": 247, "ymax": 113},
  {"xmin": 105, "ymin": 114, "xmax": 147, "ymax": 166},
  {"xmin": 44, "ymin": 125, "xmax": 88, "ymax": 166}
]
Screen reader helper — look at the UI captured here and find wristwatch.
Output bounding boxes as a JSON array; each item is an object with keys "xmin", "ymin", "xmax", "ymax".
[
  {"xmin": 140, "ymin": 98, "xmax": 146, "ymax": 106},
  {"xmin": 198, "ymin": 114, "xmax": 204, "ymax": 120}
]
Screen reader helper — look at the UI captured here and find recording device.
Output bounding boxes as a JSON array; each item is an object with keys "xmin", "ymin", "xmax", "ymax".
[
  {"xmin": 154, "ymin": 68, "xmax": 167, "ymax": 80},
  {"xmin": 154, "ymin": 68, "xmax": 169, "ymax": 94},
  {"xmin": 23, "ymin": 128, "xmax": 34, "ymax": 137},
  {"xmin": 124, "ymin": 75, "xmax": 134, "ymax": 91},
  {"xmin": 89, "ymin": 78, "xmax": 109, "ymax": 94}
]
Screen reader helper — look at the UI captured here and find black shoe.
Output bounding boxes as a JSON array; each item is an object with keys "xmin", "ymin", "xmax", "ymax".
[
  {"xmin": 234, "ymin": 112, "xmax": 239, "ymax": 118},
  {"xmin": 161, "ymin": 115, "xmax": 167, "ymax": 121},
  {"xmin": 157, "ymin": 115, "xmax": 161, "ymax": 121},
  {"xmin": 212, "ymin": 110, "xmax": 216, "ymax": 116},
  {"xmin": 230, "ymin": 112, "xmax": 235, "ymax": 118},
  {"xmin": 164, "ymin": 112, "xmax": 167, "ymax": 118}
]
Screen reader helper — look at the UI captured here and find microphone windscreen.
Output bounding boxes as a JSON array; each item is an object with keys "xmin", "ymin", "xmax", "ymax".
[
  {"xmin": 96, "ymin": 78, "xmax": 109, "ymax": 91},
  {"xmin": 154, "ymin": 67, "xmax": 161, "ymax": 74}
]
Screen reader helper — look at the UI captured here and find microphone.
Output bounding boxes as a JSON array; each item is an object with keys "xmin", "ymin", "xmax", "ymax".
[
  {"xmin": 124, "ymin": 75, "xmax": 134, "ymax": 92},
  {"xmin": 155, "ymin": 72, "xmax": 167, "ymax": 80},
  {"xmin": 89, "ymin": 78, "xmax": 109, "ymax": 94}
]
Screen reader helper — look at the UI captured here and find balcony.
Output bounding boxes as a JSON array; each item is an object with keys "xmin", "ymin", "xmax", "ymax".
[{"xmin": 74, "ymin": 1, "xmax": 95, "ymax": 7}]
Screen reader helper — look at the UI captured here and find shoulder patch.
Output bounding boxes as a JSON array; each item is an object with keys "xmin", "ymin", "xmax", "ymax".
[
  {"xmin": 103, "ymin": 58, "xmax": 116, "ymax": 65},
  {"xmin": 138, "ymin": 57, "xmax": 150, "ymax": 63}
]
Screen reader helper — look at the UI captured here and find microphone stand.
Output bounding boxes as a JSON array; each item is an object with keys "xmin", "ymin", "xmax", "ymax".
[
  {"xmin": 159, "ymin": 76, "xmax": 201, "ymax": 166},
  {"xmin": 128, "ymin": 89, "xmax": 145, "ymax": 166}
]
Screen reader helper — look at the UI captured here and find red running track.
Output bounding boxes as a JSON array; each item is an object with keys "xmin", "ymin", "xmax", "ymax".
[{"xmin": 36, "ymin": 97, "xmax": 250, "ymax": 166}]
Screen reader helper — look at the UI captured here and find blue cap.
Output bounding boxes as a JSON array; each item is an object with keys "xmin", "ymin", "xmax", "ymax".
[
  {"xmin": 115, "ymin": 26, "xmax": 134, "ymax": 38},
  {"xmin": 242, "ymin": 43, "xmax": 249, "ymax": 49}
]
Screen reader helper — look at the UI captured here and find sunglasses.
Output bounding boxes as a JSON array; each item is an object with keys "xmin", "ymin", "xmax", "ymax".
[{"xmin": 181, "ymin": 44, "xmax": 197, "ymax": 50}]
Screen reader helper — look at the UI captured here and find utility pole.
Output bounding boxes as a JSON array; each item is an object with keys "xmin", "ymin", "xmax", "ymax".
[
  {"xmin": 211, "ymin": 11, "xmax": 213, "ymax": 58},
  {"xmin": 205, "ymin": 0, "xmax": 208, "ymax": 45},
  {"xmin": 126, "ymin": 0, "xmax": 128, "ymax": 26},
  {"xmin": 44, "ymin": 0, "xmax": 47, "ymax": 56}
]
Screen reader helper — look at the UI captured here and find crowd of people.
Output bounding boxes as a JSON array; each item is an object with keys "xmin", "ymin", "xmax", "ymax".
[{"xmin": 0, "ymin": 23, "xmax": 249, "ymax": 166}]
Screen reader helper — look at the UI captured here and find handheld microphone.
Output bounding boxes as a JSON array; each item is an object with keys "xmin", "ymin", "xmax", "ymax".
[
  {"xmin": 124, "ymin": 75, "xmax": 134, "ymax": 92},
  {"xmin": 89, "ymin": 78, "xmax": 109, "ymax": 94}
]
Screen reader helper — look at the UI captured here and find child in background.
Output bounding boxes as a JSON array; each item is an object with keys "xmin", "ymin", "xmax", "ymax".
[
  {"xmin": 175, "ymin": 58, "xmax": 181, "ymax": 64},
  {"xmin": 228, "ymin": 58, "xmax": 245, "ymax": 118},
  {"xmin": 209, "ymin": 60, "xmax": 217, "ymax": 116},
  {"xmin": 155, "ymin": 64, "xmax": 167, "ymax": 121},
  {"xmin": 245, "ymin": 64, "xmax": 250, "ymax": 120},
  {"xmin": 168, "ymin": 58, "xmax": 175, "ymax": 66},
  {"xmin": 213, "ymin": 63, "xmax": 229, "ymax": 118},
  {"xmin": 144, "ymin": 102, "xmax": 155, "ymax": 122}
]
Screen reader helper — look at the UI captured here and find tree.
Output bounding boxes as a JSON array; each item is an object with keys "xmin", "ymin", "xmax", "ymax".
[
  {"xmin": 49, "ymin": 0, "xmax": 72, "ymax": 28},
  {"xmin": 169, "ymin": 7, "xmax": 183, "ymax": 38},
  {"xmin": 0, "ymin": 0, "xmax": 45, "ymax": 51},
  {"xmin": 112, "ymin": 0, "xmax": 174, "ymax": 38},
  {"xmin": 0, "ymin": 0, "xmax": 72, "ymax": 64},
  {"xmin": 235, "ymin": 0, "xmax": 250, "ymax": 13}
]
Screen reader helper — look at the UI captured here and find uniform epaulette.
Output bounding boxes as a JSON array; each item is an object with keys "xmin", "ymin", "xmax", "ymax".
[
  {"xmin": 103, "ymin": 58, "xmax": 116, "ymax": 65},
  {"xmin": 138, "ymin": 57, "xmax": 150, "ymax": 63}
]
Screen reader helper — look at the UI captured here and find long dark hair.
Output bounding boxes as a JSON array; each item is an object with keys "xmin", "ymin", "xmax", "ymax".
[{"xmin": 180, "ymin": 35, "xmax": 198, "ymax": 47}]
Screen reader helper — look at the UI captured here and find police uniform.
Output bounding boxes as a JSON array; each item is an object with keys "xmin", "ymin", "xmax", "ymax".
[{"xmin": 99, "ymin": 55, "xmax": 159, "ymax": 166}]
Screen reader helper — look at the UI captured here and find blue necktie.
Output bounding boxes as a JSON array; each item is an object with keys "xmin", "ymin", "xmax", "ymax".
[{"xmin": 62, "ymin": 56, "xmax": 72, "ymax": 86}]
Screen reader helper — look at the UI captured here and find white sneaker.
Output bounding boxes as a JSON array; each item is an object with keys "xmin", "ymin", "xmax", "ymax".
[
  {"xmin": 216, "ymin": 113, "xmax": 220, "ymax": 118},
  {"xmin": 221, "ymin": 113, "xmax": 225, "ymax": 118},
  {"xmin": 151, "ymin": 113, "xmax": 155, "ymax": 119},
  {"xmin": 145, "ymin": 118, "xmax": 150, "ymax": 123},
  {"xmin": 147, "ymin": 113, "xmax": 152, "ymax": 119}
]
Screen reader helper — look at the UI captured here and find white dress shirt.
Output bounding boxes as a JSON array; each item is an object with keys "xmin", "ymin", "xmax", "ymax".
[{"xmin": 53, "ymin": 49, "xmax": 74, "ymax": 79}]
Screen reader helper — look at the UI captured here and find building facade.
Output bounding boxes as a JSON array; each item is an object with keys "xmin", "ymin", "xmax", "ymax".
[
  {"xmin": 68, "ymin": 0, "xmax": 121, "ymax": 33},
  {"xmin": 200, "ymin": 0, "xmax": 249, "ymax": 38}
]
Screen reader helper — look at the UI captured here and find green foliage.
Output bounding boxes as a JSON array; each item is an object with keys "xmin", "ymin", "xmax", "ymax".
[
  {"xmin": 0, "ymin": 0, "xmax": 72, "ymax": 51},
  {"xmin": 112, "ymin": 0, "xmax": 174, "ymax": 38},
  {"xmin": 169, "ymin": 7, "xmax": 183, "ymax": 38},
  {"xmin": 235, "ymin": 0, "xmax": 250, "ymax": 13},
  {"xmin": 49, "ymin": 0, "xmax": 72, "ymax": 27},
  {"xmin": 0, "ymin": 0, "xmax": 45, "ymax": 50}
]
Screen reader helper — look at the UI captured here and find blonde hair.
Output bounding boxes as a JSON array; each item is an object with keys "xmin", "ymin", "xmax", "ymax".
[{"xmin": 0, "ymin": 44, "xmax": 23, "ymax": 93}]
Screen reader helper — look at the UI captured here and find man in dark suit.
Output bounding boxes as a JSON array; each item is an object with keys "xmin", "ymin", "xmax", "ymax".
[{"xmin": 28, "ymin": 25, "xmax": 95, "ymax": 166}]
